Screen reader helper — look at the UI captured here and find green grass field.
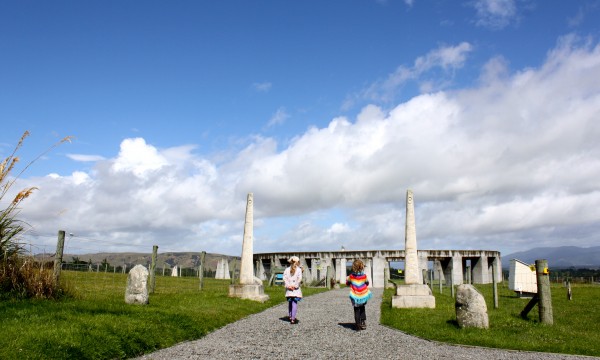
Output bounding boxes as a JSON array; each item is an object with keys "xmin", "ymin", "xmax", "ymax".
[
  {"xmin": 2, "ymin": 272, "xmax": 599, "ymax": 359},
  {"xmin": 381, "ymin": 282, "xmax": 600, "ymax": 357},
  {"xmin": 0, "ymin": 271, "xmax": 326, "ymax": 359}
]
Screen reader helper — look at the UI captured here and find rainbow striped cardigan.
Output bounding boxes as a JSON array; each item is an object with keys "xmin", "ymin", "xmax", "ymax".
[{"xmin": 346, "ymin": 272, "xmax": 372, "ymax": 305}]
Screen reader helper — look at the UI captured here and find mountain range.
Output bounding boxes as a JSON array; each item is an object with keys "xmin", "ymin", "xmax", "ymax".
[{"xmin": 502, "ymin": 246, "xmax": 600, "ymax": 269}]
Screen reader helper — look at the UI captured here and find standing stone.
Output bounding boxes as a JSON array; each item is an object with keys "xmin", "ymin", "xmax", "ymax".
[
  {"xmin": 216, "ymin": 258, "xmax": 231, "ymax": 280},
  {"xmin": 392, "ymin": 190, "xmax": 435, "ymax": 309},
  {"xmin": 171, "ymin": 265, "xmax": 178, "ymax": 277},
  {"xmin": 229, "ymin": 193, "xmax": 269, "ymax": 302},
  {"xmin": 125, "ymin": 264, "xmax": 149, "ymax": 305},
  {"xmin": 455, "ymin": 284, "xmax": 489, "ymax": 328}
]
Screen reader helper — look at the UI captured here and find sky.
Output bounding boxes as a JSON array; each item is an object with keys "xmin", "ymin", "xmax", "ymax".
[{"xmin": 1, "ymin": 0, "xmax": 600, "ymax": 258}]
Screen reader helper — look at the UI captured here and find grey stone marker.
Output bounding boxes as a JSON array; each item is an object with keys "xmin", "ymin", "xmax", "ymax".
[
  {"xmin": 125, "ymin": 264, "xmax": 149, "ymax": 305},
  {"xmin": 229, "ymin": 193, "xmax": 269, "ymax": 302},
  {"xmin": 392, "ymin": 190, "xmax": 435, "ymax": 308},
  {"xmin": 455, "ymin": 284, "xmax": 489, "ymax": 328}
]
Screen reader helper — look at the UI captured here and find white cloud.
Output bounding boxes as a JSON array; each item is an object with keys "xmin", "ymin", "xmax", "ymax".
[
  {"xmin": 268, "ymin": 107, "xmax": 290, "ymax": 127},
  {"xmin": 67, "ymin": 154, "xmax": 106, "ymax": 162},
  {"xmin": 471, "ymin": 0, "xmax": 518, "ymax": 30},
  {"xmin": 18, "ymin": 36, "xmax": 600, "ymax": 257},
  {"xmin": 344, "ymin": 42, "xmax": 473, "ymax": 108},
  {"xmin": 112, "ymin": 138, "xmax": 168, "ymax": 177},
  {"xmin": 253, "ymin": 82, "xmax": 272, "ymax": 92}
]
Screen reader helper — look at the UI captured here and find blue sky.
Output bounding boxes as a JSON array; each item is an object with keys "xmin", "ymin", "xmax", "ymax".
[{"xmin": 1, "ymin": 0, "xmax": 600, "ymax": 258}]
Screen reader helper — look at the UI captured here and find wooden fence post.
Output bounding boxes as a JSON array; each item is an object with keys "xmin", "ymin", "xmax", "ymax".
[
  {"xmin": 492, "ymin": 264, "xmax": 499, "ymax": 309},
  {"xmin": 148, "ymin": 245, "xmax": 158, "ymax": 294},
  {"xmin": 231, "ymin": 258, "xmax": 237, "ymax": 284},
  {"xmin": 199, "ymin": 251, "xmax": 206, "ymax": 290},
  {"xmin": 53, "ymin": 230, "xmax": 65, "ymax": 284},
  {"xmin": 438, "ymin": 270, "xmax": 443, "ymax": 294},
  {"xmin": 536, "ymin": 259, "xmax": 553, "ymax": 324}
]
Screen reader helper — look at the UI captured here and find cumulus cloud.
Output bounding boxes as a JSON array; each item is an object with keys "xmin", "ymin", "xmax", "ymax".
[{"xmin": 19, "ymin": 35, "xmax": 600, "ymax": 257}]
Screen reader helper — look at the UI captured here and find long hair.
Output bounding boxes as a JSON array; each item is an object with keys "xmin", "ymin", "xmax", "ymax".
[
  {"xmin": 351, "ymin": 259, "xmax": 365, "ymax": 274},
  {"xmin": 290, "ymin": 262, "xmax": 297, "ymax": 276}
]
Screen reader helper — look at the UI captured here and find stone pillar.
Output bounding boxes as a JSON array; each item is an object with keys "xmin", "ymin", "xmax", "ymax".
[
  {"xmin": 313, "ymin": 259, "xmax": 321, "ymax": 281},
  {"xmin": 418, "ymin": 251, "xmax": 429, "ymax": 283},
  {"xmin": 364, "ymin": 258, "xmax": 372, "ymax": 285},
  {"xmin": 256, "ymin": 260, "xmax": 267, "ymax": 280},
  {"xmin": 372, "ymin": 253, "xmax": 386, "ymax": 289},
  {"xmin": 300, "ymin": 257, "xmax": 312, "ymax": 283},
  {"xmin": 404, "ymin": 190, "xmax": 420, "ymax": 285},
  {"xmin": 239, "ymin": 193, "xmax": 255, "ymax": 285},
  {"xmin": 472, "ymin": 255, "xmax": 489, "ymax": 284},
  {"xmin": 228, "ymin": 193, "xmax": 269, "ymax": 302},
  {"xmin": 215, "ymin": 259, "xmax": 224, "ymax": 279},
  {"xmin": 392, "ymin": 190, "xmax": 435, "ymax": 309},
  {"xmin": 489, "ymin": 256, "xmax": 502, "ymax": 283},
  {"xmin": 339, "ymin": 258, "xmax": 347, "ymax": 283},
  {"xmin": 451, "ymin": 255, "xmax": 463, "ymax": 285}
]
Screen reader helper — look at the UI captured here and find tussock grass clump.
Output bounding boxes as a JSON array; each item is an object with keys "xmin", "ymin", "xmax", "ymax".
[{"xmin": 0, "ymin": 256, "xmax": 65, "ymax": 300}]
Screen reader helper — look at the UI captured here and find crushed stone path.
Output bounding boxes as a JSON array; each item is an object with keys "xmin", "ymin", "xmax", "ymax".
[{"xmin": 134, "ymin": 288, "xmax": 597, "ymax": 360}]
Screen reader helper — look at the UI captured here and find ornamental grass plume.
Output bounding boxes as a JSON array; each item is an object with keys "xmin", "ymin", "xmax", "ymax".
[{"xmin": 0, "ymin": 131, "xmax": 72, "ymax": 299}]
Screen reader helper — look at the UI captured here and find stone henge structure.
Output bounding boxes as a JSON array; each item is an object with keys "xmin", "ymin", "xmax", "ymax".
[
  {"xmin": 391, "ymin": 190, "xmax": 436, "ymax": 308},
  {"xmin": 215, "ymin": 258, "xmax": 231, "ymax": 279},
  {"xmin": 228, "ymin": 193, "xmax": 269, "ymax": 302},
  {"xmin": 125, "ymin": 264, "xmax": 149, "ymax": 305}
]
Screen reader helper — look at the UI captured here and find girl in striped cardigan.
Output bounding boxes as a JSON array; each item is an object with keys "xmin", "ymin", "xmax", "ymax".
[{"xmin": 346, "ymin": 259, "xmax": 372, "ymax": 330}]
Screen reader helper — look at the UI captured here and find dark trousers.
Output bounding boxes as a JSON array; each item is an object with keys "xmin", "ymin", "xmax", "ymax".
[{"xmin": 353, "ymin": 305, "xmax": 366, "ymax": 324}]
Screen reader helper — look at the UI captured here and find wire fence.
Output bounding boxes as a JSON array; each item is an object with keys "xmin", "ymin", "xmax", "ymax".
[{"xmin": 22, "ymin": 231, "xmax": 239, "ymax": 296}]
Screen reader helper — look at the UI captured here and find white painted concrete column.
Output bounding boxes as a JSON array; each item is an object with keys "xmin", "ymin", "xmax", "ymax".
[
  {"xmin": 472, "ymin": 255, "xmax": 489, "ymax": 284},
  {"xmin": 372, "ymin": 253, "xmax": 386, "ymax": 289},
  {"xmin": 451, "ymin": 254, "xmax": 463, "ymax": 286}
]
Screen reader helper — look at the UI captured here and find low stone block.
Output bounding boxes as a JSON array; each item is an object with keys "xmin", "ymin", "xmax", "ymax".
[
  {"xmin": 455, "ymin": 284, "xmax": 489, "ymax": 328},
  {"xmin": 396, "ymin": 284, "xmax": 434, "ymax": 296},
  {"xmin": 229, "ymin": 284, "xmax": 270, "ymax": 302},
  {"xmin": 392, "ymin": 295, "xmax": 436, "ymax": 308},
  {"xmin": 392, "ymin": 284, "xmax": 436, "ymax": 308}
]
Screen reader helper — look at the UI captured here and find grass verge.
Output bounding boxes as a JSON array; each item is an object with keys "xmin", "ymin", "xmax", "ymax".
[
  {"xmin": 0, "ymin": 272, "xmax": 327, "ymax": 359},
  {"xmin": 381, "ymin": 282, "xmax": 600, "ymax": 357}
]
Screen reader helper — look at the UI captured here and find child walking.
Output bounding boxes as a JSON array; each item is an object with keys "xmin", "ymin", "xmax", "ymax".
[
  {"xmin": 283, "ymin": 256, "xmax": 303, "ymax": 324},
  {"xmin": 346, "ymin": 259, "xmax": 372, "ymax": 331}
]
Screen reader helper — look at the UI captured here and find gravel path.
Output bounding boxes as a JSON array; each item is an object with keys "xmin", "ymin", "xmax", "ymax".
[{"xmin": 134, "ymin": 288, "xmax": 597, "ymax": 360}]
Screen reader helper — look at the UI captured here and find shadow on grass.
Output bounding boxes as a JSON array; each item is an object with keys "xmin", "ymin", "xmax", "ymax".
[{"xmin": 446, "ymin": 319, "xmax": 460, "ymax": 328}]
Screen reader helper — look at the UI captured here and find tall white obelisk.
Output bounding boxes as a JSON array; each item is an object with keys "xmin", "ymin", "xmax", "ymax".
[
  {"xmin": 229, "ymin": 192, "xmax": 269, "ymax": 302},
  {"xmin": 392, "ymin": 190, "xmax": 435, "ymax": 308}
]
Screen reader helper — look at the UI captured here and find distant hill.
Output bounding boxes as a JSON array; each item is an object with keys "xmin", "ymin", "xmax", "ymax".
[
  {"xmin": 503, "ymin": 246, "xmax": 600, "ymax": 269},
  {"xmin": 36, "ymin": 252, "xmax": 239, "ymax": 272}
]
